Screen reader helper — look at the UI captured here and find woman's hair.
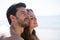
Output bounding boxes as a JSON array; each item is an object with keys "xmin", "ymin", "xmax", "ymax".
[
  {"xmin": 21, "ymin": 9, "xmax": 39, "ymax": 40},
  {"xmin": 21, "ymin": 27, "xmax": 39, "ymax": 40}
]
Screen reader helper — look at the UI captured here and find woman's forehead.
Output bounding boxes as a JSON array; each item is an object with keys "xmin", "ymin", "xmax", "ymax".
[
  {"xmin": 26, "ymin": 9, "xmax": 36, "ymax": 17},
  {"xmin": 29, "ymin": 11, "xmax": 35, "ymax": 17}
]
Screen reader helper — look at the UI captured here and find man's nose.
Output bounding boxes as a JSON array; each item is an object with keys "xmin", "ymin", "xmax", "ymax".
[{"xmin": 25, "ymin": 13, "xmax": 30, "ymax": 20}]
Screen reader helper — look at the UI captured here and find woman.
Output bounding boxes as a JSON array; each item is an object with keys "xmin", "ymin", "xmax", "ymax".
[{"xmin": 21, "ymin": 9, "xmax": 39, "ymax": 40}]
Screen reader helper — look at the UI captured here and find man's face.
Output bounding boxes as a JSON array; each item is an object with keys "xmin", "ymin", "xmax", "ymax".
[{"xmin": 14, "ymin": 7, "xmax": 30, "ymax": 27}]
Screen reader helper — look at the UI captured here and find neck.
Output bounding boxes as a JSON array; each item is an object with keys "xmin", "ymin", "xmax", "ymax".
[
  {"xmin": 11, "ymin": 25, "xmax": 24, "ymax": 36},
  {"xmin": 14, "ymin": 27, "xmax": 23, "ymax": 36},
  {"xmin": 29, "ymin": 28, "xmax": 33, "ymax": 34}
]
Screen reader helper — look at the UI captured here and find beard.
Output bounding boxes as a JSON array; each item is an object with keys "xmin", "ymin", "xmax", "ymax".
[
  {"xmin": 16, "ymin": 17, "xmax": 29, "ymax": 27},
  {"xmin": 18, "ymin": 20, "xmax": 29, "ymax": 27}
]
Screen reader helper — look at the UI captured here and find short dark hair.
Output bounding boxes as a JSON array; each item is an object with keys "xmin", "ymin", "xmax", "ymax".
[{"xmin": 6, "ymin": 2, "xmax": 26, "ymax": 24}]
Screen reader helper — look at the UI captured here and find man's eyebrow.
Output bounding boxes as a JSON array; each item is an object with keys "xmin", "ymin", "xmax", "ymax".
[{"xmin": 21, "ymin": 10, "xmax": 26, "ymax": 13}]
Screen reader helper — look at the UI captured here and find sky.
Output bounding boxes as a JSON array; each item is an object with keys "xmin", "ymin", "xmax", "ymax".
[
  {"xmin": 0, "ymin": 0, "xmax": 60, "ymax": 20},
  {"xmin": 0, "ymin": 0, "xmax": 60, "ymax": 30},
  {"xmin": 0, "ymin": 0, "xmax": 60, "ymax": 38}
]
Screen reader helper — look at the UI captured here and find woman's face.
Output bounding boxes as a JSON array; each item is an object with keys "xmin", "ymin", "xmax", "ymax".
[{"xmin": 27, "ymin": 10, "xmax": 38, "ymax": 29}]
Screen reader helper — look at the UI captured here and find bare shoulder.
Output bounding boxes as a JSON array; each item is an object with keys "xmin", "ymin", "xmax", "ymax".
[{"xmin": 3, "ymin": 37, "xmax": 11, "ymax": 40}]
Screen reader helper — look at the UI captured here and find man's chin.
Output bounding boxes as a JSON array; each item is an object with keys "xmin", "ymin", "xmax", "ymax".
[
  {"xmin": 34, "ymin": 25, "xmax": 38, "ymax": 27},
  {"xmin": 24, "ymin": 23, "xmax": 29, "ymax": 27}
]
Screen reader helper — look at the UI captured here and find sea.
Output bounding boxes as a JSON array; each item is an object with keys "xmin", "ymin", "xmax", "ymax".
[
  {"xmin": 0, "ymin": 16, "xmax": 60, "ymax": 40},
  {"xmin": 36, "ymin": 16, "xmax": 60, "ymax": 40}
]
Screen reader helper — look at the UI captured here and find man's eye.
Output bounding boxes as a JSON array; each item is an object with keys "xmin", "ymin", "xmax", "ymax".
[
  {"xmin": 22, "ymin": 13, "xmax": 24, "ymax": 14},
  {"xmin": 21, "ymin": 13, "xmax": 25, "ymax": 15}
]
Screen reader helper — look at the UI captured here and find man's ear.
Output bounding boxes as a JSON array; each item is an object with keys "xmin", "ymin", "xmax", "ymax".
[{"xmin": 10, "ymin": 15, "xmax": 16, "ymax": 22}]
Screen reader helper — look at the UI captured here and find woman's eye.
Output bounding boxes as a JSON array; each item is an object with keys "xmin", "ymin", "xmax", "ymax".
[
  {"xmin": 34, "ymin": 18, "xmax": 37, "ymax": 20},
  {"xmin": 31, "ymin": 18, "xmax": 33, "ymax": 20},
  {"xmin": 30, "ymin": 17, "xmax": 33, "ymax": 20}
]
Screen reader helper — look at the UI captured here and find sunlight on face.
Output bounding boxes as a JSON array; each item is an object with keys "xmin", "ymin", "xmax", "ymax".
[{"xmin": 27, "ymin": 9, "xmax": 38, "ymax": 29}]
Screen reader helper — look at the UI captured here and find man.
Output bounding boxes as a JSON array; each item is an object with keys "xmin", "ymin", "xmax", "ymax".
[{"xmin": 2, "ymin": 2, "xmax": 30, "ymax": 40}]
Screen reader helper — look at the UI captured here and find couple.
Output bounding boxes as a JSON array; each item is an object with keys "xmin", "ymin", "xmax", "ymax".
[{"xmin": 2, "ymin": 2, "xmax": 39, "ymax": 40}]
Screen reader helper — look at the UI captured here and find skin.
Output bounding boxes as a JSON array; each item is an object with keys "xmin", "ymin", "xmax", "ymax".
[
  {"xmin": 21, "ymin": 9, "xmax": 39, "ymax": 40},
  {"xmin": 10, "ymin": 7, "xmax": 30, "ymax": 36},
  {"xmin": 27, "ymin": 9, "xmax": 38, "ymax": 34}
]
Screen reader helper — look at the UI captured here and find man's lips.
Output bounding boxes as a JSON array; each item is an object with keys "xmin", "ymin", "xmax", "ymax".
[{"xmin": 24, "ymin": 18, "xmax": 30, "ymax": 23}]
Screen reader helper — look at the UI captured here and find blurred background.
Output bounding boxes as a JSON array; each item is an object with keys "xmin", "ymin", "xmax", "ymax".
[{"xmin": 0, "ymin": 0, "xmax": 60, "ymax": 40}]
